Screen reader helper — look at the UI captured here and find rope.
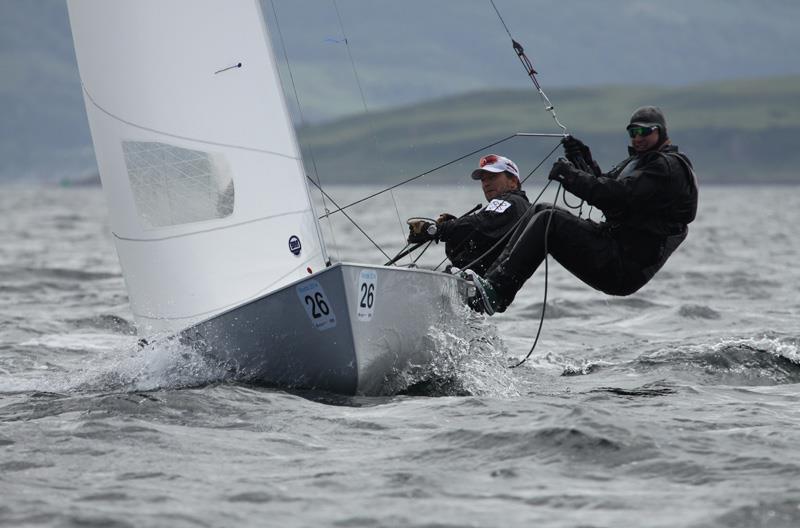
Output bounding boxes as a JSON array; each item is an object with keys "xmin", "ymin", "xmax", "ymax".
[
  {"xmin": 509, "ymin": 195, "xmax": 556, "ymax": 368},
  {"xmin": 559, "ymin": 188, "xmax": 585, "ymax": 216}
]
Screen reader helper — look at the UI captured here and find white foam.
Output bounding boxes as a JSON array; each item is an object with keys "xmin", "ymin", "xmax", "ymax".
[
  {"xmin": 2, "ymin": 333, "xmax": 230, "ymax": 394},
  {"xmin": 712, "ymin": 335, "xmax": 800, "ymax": 364},
  {"xmin": 393, "ymin": 309, "xmax": 522, "ymax": 398}
]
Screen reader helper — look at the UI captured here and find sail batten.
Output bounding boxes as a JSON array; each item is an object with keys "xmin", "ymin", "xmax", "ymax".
[{"xmin": 68, "ymin": 0, "xmax": 328, "ymax": 333}]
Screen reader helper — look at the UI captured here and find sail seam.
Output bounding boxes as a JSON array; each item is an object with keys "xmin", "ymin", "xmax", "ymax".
[
  {"xmin": 81, "ymin": 83, "xmax": 299, "ymax": 162},
  {"xmin": 112, "ymin": 209, "xmax": 309, "ymax": 242}
]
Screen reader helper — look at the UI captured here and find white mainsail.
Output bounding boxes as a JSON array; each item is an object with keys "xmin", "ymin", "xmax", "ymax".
[{"xmin": 67, "ymin": 0, "xmax": 328, "ymax": 333}]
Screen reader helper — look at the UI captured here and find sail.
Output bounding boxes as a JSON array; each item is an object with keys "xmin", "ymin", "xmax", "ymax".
[{"xmin": 67, "ymin": 0, "xmax": 328, "ymax": 333}]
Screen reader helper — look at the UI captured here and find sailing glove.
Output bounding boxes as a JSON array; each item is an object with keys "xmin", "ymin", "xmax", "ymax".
[
  {"xmin": 407, "ymin": 219, "xmax": 438, "ymax": 244},
  {"xmin": 562, "ymin": 136, "xmax": 602, "ymax": 177},
  {"xmin": 548, "ymin": 158, "xmax": 581, "ymax": 186},
  {"xmin": 436, "ymin": 213, "xmax": 457, "ymax": 224}
]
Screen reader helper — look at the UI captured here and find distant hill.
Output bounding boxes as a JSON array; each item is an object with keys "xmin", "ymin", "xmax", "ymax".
[
  {"xmin": 7, "ymin": 76, "xmax": 800, "ymax": 185},
  {"xmin": 297, "ymin": 76, "xmax": 800, "ymax": 185},
  {"xmin": 1, "ymin": 0, "xmax": 799, "ymax": 183}
]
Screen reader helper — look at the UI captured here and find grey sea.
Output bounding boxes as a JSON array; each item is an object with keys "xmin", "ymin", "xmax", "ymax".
[{"xmin": 1, "ymin": 183, "xmax": 799, "ymax": 528}]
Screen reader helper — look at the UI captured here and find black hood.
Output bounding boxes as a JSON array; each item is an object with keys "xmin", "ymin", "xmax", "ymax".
[{"xmin": 627, "ymin": 106, "xmax": 669, "ymax": 148}]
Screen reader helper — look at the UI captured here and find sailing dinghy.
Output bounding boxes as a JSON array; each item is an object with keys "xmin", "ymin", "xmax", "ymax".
[{"xmin": 66, "ymin": 0, "xmax": 473, "ymax": 394}]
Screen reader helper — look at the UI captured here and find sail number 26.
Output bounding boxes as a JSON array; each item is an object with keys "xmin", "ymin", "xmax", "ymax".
[
  {"xmin": 359, "ymin": 283, "xmax": 375, "ymax": 309},
  {"xmin": 356, "ymin": 269, "xmax": 378, "ymax": 322},
  {"xmin": 304, "ymin": 292, "xmax": 330, "ymax": 319},
  {"xmin": 296, "ymin": 280, "xmax": 336, "ymax": 331}
]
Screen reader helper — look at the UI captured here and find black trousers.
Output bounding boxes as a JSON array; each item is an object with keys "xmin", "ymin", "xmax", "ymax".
[{"xmin": 484, "ymin": 204, "xmax": 678, "ymax": 308}]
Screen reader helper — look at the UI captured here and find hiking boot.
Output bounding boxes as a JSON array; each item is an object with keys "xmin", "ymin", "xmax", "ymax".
[{"xmin": 461, "ymin": 269, "xmax": 502, "ymax": 315}]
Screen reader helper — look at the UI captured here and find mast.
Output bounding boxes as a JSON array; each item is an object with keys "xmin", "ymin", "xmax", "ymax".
[{"xmin": 67, "ymin": 0, "xmax": 329, "ymax": 333}]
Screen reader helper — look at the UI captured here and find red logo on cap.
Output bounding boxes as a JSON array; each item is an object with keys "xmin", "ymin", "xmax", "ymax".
[{"xmin": 479, "ymin": 154, "xmax": 499, "ymax": 167}]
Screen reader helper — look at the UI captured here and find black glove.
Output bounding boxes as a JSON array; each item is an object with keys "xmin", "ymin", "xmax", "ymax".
[
  {"xmin": 548, "ymin": 158, "xmax": 581, "ymax": 186},
  {"xmin": 562, "ymin": 135, "xmax": 601, "ymax": 177},
  {"xmin": 436, "ymin": 213, "xmax": 456, "ymax": 224},
  {"xmin": 407, "ymin": 219, "xmax": 438, "ymax": 244}
]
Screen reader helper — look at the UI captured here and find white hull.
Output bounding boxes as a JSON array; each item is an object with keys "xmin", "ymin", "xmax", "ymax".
[{"xmin": 180, "ymin": 264, "xmax": 471, "ymax": 395}]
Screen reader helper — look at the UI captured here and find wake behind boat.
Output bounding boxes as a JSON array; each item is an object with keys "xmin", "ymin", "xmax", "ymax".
[{"xmin": 66, "ymin": 0, "xmax": 474, "ymax": 395}]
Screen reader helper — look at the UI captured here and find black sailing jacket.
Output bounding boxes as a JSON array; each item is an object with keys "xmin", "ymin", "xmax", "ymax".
[
  {"xmin": 437, "ymin": 189, "xmax": 530, "ymax": 274},
  {"xmin": 561, "ymin": 144, "xmax": 698, "ymax": 266}
]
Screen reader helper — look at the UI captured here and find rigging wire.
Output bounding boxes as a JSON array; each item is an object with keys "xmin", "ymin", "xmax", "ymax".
[
  {"xmin": 319, "ymin": 132, "xmax": 563, "ymax": 220},
  {"xmin": 522, "ymin": 141, "xmax": 564, "ymax": 185},
  {"xmin": 411, "ymin": 240, "xmax": 435, "ymax": 265},
  {"xmin": 489, "ymin": 0, "xmax": 567, "ymax": 135},
  {"xmin": 487, "ymin": 0, "xmax": 573, "ymax": 368},
  {"xmin": 488, "ymin": 1, "xmax": 585, "ymax": 217},
  {"xmin": 331, "ymin": 0, "xmax": 410, "ymax": 258},
  {"xmin": 308, "ymin": 131, "xmax": 562, "ymax": 266},
  {"xmin": 306, "ymin": 176, "xmax": 393, "ymax": 261},
  {"xmin": 268, "ymin": 0, "xmax": 341, "ymax": 262}
]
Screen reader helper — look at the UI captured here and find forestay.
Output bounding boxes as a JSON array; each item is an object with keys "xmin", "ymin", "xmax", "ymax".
[{"xmin": 67, "ymin": 0, "xmax": 328, "ymax": 333}]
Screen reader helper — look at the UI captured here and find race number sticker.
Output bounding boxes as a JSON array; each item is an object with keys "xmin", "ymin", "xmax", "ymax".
[
  {"xmin": 356, "ymin": 269, "xmax": 377, "ymax": 322},
  {"xmin": 296, "ymin": 280, "xmax": 336, "ymax": 331},
  {"xmin": 485, "ymin": 199, "xmax": 512, "ymax": 213}
]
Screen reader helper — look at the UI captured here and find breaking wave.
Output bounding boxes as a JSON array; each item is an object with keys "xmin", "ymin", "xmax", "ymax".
[
  {"xmin": 633, "ymin": 335, "xmax": 800, "ymax": 386},
  {"xmin": 532, "ymin": 334, "xmax": 800, "ymax": 389}
]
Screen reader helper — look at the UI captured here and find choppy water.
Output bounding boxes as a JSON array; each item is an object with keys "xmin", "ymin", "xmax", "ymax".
[{"xmin": 2, "ymin": 183, "xmax": 800, "ymax": 527}]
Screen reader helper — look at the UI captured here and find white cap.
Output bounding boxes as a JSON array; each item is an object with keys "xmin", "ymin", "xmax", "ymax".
[{"xmin": 470, "ymin": 154, "xmax": 520, "ymax": 180}]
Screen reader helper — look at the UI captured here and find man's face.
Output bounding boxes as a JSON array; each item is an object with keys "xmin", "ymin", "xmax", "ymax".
[
  {"xmin": 480, "ymin": 171, "xmax": 518, "ymax": 201},
  {"xmin": 629, "ymin": 126, "xmax": 660, "ymax": 152}
]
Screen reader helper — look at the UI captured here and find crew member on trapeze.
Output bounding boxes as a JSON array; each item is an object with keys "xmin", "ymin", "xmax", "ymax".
[
  {"xmin": 465, "ymin": 106, "xmax": 699, "ymax": 315},
  {"xmin": 406, "ymin": 154, "xmax": 530, "ymax": 275}
]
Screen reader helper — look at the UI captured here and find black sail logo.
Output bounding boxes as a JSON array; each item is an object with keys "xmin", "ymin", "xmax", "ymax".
[{"xmin": 288, "ymin": 235, "xmax": 302, "ymax": 256}]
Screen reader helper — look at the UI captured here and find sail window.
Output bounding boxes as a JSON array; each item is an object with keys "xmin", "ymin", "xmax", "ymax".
[{"xmin": 122, "ymin": 141, "xmax": 234, "ymax": 228}]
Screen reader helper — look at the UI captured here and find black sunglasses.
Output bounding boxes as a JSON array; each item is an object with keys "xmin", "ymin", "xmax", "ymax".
[{"xmin": 627, "ymin": 126, "xmax": 658, "ymax": 138}]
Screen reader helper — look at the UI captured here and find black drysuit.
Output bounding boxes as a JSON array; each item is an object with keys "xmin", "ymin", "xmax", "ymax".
[
  {"xmin": 485, "ymin": 144, "xmax": 698, "ymax": 308},
  {"xmin": 437, "ymin": 189, "xmax": 530, "ymax": 275}
]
